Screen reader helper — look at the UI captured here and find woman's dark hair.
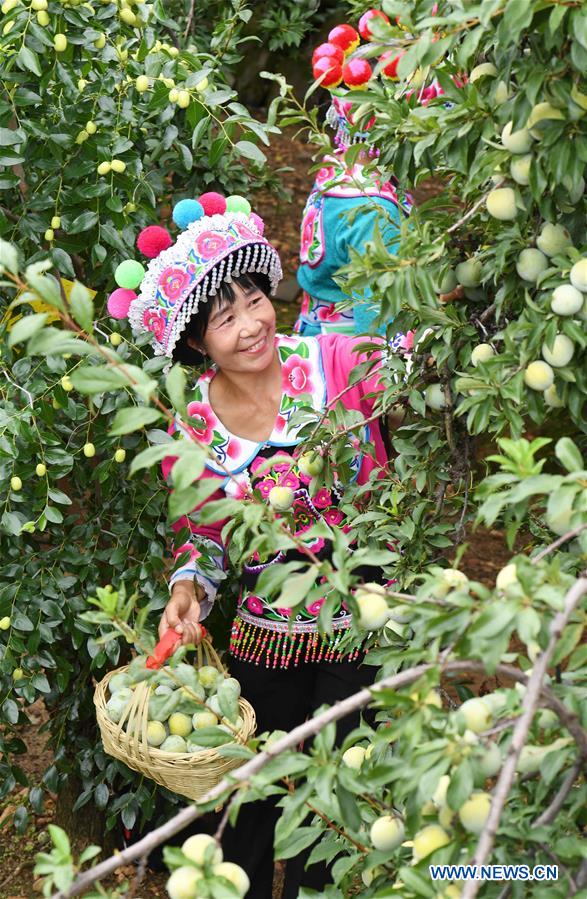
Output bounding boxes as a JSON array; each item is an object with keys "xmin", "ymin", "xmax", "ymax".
[{"xmin": 172, "ymin": 270, "xmax": 271, "ymax": 366}]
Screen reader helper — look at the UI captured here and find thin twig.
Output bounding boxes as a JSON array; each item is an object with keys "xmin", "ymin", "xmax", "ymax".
[
  {"xmin": 461, "ymin": 576, "xmax": 587, "ymax": 899},
  {"xmin": 537, "ymin": 842, "xmax": 576, "ymax": 891},
  {"xmin": 441, "ymin": 181, "xmax": 504, "ymax": 239},
  {"xmin": 533, "ymin": 760, "xmax": 584, "ymax": 827},
  {"xmin": 214, "ymin": 796, "xmax": 235, "ymax": 843},
  {"xmin": 183, "ymin": 0, "xmax": 195, "ymax": 38},
  {"xmin": 532, "ymin": 524, "xmax": 587, "ymax": 564},
  {"xmin": 573, "ymin": 859, "xmax": 587, "ymax": 894}
]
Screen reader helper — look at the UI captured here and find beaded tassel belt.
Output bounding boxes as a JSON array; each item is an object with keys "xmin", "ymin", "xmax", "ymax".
[{"xmin": 229, "ymin": 611, "xmax": 359, "ymax": 669}]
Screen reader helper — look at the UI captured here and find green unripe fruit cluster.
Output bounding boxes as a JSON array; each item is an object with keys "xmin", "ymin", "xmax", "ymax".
[
  {"xmin": 455, "ymin": 258, "xmax": 482, "ymax": 287},
  {"xmin": 541, "ymin": 334, "xmax": 574, "ymax": 368},
  {"xmin": 486, "ymin": 187, "xmax": 517, "ymax": 220},
  {"xmin": 501, "ymin": 121, "xmax": 532, "ymax": 154},
  {"xmin": 524, "ymin": 361, "xmax": 554, "ymax": 391},
  {"xmin": 536, "ymin": 223, "xmax": 572, "ymax": 257},
  {"xmin": 551, "ymin": 284, "xmax": 583, "ymax": 316},
  {"xmin": 515, "ymin": 248, "xmax": 548, "ymax": 283}
]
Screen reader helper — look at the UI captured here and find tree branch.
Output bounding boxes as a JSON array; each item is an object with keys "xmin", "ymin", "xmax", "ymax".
[
  {"xmin": 51, "ymin": 648, "xmax": 587, "ymax": 899},
  {"xmin": 532, "ymin": 524, "xmax": 587, "ymax": 564},
  {"xmin": 533, "ymin": 760, "xmax": 584, "ymax": 827},
  {"xmin": 461, "ymin": 575, "xmax": 587, "ymax": 899}
]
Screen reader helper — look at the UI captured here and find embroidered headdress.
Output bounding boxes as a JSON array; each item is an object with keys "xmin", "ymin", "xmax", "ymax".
[{"xmin": 107, "ymin": 193, "xmax": 282, "ymax": 359}]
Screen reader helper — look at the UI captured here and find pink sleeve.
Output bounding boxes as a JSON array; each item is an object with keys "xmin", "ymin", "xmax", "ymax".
[
  {"xmin": 318, "ymin": 333, "xmax": 391, "ymax": 484},
  {"xmin": 318, "ymin": 333, "xmax": 385, "ymax": 416}
]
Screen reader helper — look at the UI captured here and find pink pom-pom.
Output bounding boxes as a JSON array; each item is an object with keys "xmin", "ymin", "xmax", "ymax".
[
  {"xmin": 198, "ymin": 192, "xmax": 227, "ymax": 216},
  {"xmin": 107, "ymin": 288, "xmax": 137, "ymax": 319},
  {"xmin": 136, "ymin": 225, "xmax": 172, "ymax": 259},
  {"xmin": 249, "ymin": 212, "xmax": 265, "ymax": 235}
]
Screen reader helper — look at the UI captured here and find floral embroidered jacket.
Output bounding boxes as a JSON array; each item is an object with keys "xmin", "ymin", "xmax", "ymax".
[
  {"xmin": 295, "ymin": 156, "xmax": 410, "ymax": 337},
  {"xmin": 162, "ymin": 332, "xmax": 391, "ymax": 668}
]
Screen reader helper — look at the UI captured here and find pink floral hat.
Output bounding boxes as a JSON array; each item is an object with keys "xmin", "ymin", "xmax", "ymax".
[{"xmin": 106, "ymin": 192, "xmax": 282, "ymax": 359}]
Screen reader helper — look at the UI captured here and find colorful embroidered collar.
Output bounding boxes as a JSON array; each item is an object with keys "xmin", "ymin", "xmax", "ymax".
[{"xmin": 178, "ymin": 334, "xmax": 326, "ymax": 479}]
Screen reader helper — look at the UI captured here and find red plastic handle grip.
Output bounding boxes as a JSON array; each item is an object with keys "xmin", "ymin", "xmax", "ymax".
[{"xmin": 145, "ymin": 625, "xmax": 207, "ymax": 669}]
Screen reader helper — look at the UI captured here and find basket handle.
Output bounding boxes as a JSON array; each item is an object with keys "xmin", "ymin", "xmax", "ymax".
[{"xmin": 146, "ymin": 625, "xmax": 208, "ymax": 669}]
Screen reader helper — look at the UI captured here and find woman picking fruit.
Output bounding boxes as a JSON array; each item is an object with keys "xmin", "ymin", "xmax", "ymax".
[{"xmin": 107, "ymin": 190, "xmax": 405, "ymax": 897}]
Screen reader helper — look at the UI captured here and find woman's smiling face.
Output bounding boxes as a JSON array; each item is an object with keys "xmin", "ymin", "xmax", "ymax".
[{"xmin": 188, "ymin": 280, "xmax": 277, "ymax": 373}]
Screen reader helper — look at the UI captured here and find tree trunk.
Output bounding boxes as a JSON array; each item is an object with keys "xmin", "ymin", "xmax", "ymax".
[{"xmin": 55, "ymin": 775, "xmax": 116, "ymax": 857}]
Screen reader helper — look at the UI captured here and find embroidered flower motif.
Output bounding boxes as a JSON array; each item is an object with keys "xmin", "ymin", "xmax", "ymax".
[
  {"xmin": 256, "ymin": 477, "xmax": 276, "ymax": 499},
  {"xmin": 323, "ymin": 508, "xmax": 344, "ymax": 526},
  {"xmin": 186, "ymin": 400, "xmax": 218, "ymax": 445},
  {"xmin": 312, "ymin": 488, "xmax": 332, "ymax": 509},
  {"xmin": 246, "ymin": 596, "xmax": 264, "ymax": 615},
  {"xmin": 316, "ymin": 303, "xmax": 344, "ymax": 323},
  {"xmin": 305, "ymin": 536, "xmax": 326, "ymax": 554},
  {"xmin": 143, "ymin": 308, "xmax": 166, "ymax": 341},
  {"xmin": 159, "ymin": 267, "xmax": 190, "ymax": 301},
  {"xmin": 195, "ymin": 231, "xmax": 230, "ymax": 260},
  {"xmin": 226, "ymin": 438, "xmax": 241, "ymax": 459},
  {"xmin": 282, "ymin": 354, "xmax": 314, "ymax": 397},
  {"xmin": 274, "ymin": 413, "xmax": 288, "ymax": 433},
  {"xmin": 235, "ymin": 222, "xmax": 257, "ymax": 240},
  {"xmin": 278, "ymin": 471, "xmax": 299, "ymax": 490},
  {"xmin": 276, "ymin": 607, "xmax": 292, "ymax": 618},
  {"xmin": 316, "ymin": 165, "xmax": 336, "ymax": 186},
  {"xmin": 307, "ymin": 598, "xmax": 325, "ymax": 616},
  {"xmin": 300, "ymin": 206, "xmax": 318, "ymax": 263}
]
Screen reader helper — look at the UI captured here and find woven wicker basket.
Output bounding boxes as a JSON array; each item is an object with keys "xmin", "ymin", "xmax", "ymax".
[{"xmin": 94, "ymin": 639, "xmax": 256, "ymax": 801}]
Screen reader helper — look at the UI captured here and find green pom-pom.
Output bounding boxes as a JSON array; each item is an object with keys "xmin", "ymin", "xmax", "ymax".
[
  {"xmin": 226, "ymin": 195, "xmax": 251, "ymax": 215},
  {"xmin": 115, "ymin": 259, "xmax": 145, "ymax": 290}
]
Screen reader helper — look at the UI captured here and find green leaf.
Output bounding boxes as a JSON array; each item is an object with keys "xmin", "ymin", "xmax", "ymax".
[
  {"xmin": 0, "ymin": 239, "xmax": 19, "ymax": 274},
  {"xmin": 235, "ymin": 140, "xmax": 266, "ymax": 164},
  {"xmin": 8, "ymin": 312, "xmax": 48, "ymax": 347},
  {"xmin": 48, "ymin": 825, "xmax": 71, "ymax": 856},
  {"xmin": 70, "ymin": 366, "xmax": 129, "ymax": 394},
  {"xmin": 129, "ymin": 442, "xmax": 174, "ymax": 475},
  {"xmin": 272, "ymin": 565, "xmax": 319, "ymax": 609},
  {"xmin": 555, "ymin": 438, "xmax": 584, "ymax": 474},
  {"xmin": 69, "ymin": 211, "xmax": 99, "ymax": 235},
  {"xmin": 0, "ymin": 127, "xmax": 25, "ymax": 147},
  {"xmin": 69, "ymin": 282, "xmax": 94, "ymax": 333},
  {"xmin": 165, "ymin": 364, "xmax": 187, "ymax": 415},
  {"xmin": 336, "ymin": 782, "xmax": 361, "ymax": 832},
  {"xmin": 16, "ymin": 45, "xmax": 41, "ymax": 77},
  {"xmin": 447, "ymin": 760, "xmax": 474, "ymax": 810},
  {"xmin": 170, "ymin": 452, "xmax": 207, "ymax": 492},
  {"xmin": 110, "ymin": 406, "xmax": 164, "ymax": 435},
  {"xmin": 275, "ymin": 826, "xmax": 320, "ymax": 861},
  {"xmin": 168, "ymin": 485, "xmax": 202, "ymax": 520},
  {"xmin": 27, "ymin": 328, "xmax": 96, "ymax": 357}
]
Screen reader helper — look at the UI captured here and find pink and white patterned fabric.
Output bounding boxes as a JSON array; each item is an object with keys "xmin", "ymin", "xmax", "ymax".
[{"xmin": 162, "ymin": 332, "xmax": 395, "ymax": 667}]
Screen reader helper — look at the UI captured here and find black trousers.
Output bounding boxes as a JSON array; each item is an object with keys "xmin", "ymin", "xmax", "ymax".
[{"xmin": 220, "ymin": 653, "xmax": 376, "ymax": 899}]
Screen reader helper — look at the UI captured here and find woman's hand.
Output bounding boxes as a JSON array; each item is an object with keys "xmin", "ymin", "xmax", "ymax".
[{"xmin": 159, "ymin": 580, "xmax": 205, "ymax": 645}]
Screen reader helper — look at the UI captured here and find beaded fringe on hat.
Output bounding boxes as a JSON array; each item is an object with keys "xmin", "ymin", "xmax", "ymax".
[{"xmin": 229, "ymin": 614, "xmax": 360, "ymax": 669}]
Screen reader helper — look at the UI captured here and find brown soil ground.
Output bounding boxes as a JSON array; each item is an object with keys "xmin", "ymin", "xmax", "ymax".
[{"xmin": 0, "ymin": 131, "xmax": 524, "ymax": 899}]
